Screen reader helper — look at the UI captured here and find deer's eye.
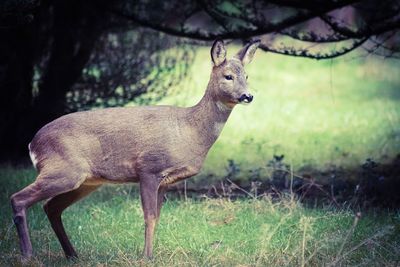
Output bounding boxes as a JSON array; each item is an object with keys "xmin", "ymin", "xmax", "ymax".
[
  {"xmin": 246, "ymin": 75, "xmax": 248, "ymax": 80},
  {"xmin": 224, "ymin": 75, "xmax": 233, "ymax": 80}
]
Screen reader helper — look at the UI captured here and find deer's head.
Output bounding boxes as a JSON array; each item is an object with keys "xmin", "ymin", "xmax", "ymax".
[{"xmin": 209, "ymin": 39, "xmax": 260, "ymax": 108}]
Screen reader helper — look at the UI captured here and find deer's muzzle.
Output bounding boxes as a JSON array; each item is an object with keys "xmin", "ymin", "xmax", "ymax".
[{"xmin": 238, "ymin": 93, "xmax": 253, "ymax": 103}]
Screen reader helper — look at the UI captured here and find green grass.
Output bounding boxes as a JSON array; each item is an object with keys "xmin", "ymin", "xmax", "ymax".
[
  {"xmin": 1, "ymin": 167, "xmax": 399, "ymax": 266},
  {"xmin": 153, "ymin": 47, "xmax": 400, "ymax": 178}
]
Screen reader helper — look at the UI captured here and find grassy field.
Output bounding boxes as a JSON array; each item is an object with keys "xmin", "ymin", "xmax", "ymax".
[
  {"xmin": 153, "ymin": 46, "xmax": 400, "ymax": 178},
  {"xmin": 0, "ymin": 167, "xmax": 399, "ymax": 266}
]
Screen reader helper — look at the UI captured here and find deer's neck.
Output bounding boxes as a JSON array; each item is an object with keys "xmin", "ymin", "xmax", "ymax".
[{"xmin": 187, "ymin": 84, "xmax": 233, "ymax": 149}]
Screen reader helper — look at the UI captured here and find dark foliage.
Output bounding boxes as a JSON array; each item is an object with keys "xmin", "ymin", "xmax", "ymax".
[
  {"xmin": 0, "ymin": 0, "xmax": 194, "ymax": 161},
  {"xmin": 169, "ymin": 155, "xmax": 400, "ymax": 209},
  {"xmin": 66, "ymin": 30, "xmax": 194, "ymax": 111},
  {"xmin": 114, "ymin": 0, "xmax": 400, "ymax": 59}
]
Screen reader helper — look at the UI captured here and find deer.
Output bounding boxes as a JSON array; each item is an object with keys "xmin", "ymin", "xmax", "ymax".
[{"xmin": 10, "ymin": 39, "xmax": 260, "ymax": 262}]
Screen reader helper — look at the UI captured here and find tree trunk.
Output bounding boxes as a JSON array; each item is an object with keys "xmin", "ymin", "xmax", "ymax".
[
  {"xmin": 0, "ymin": 0, "xmax": 104, "ymax": 162},
  {"xmin": 0, "ymin": 25, "xmax": 36, "ymax": 161},
  {"xmin": 32, "ymin": 0, "xmax": 103, "ymax": 131}
]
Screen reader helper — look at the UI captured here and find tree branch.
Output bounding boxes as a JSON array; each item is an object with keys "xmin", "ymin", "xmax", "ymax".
[
  {"xmin": 320, "ymin": 14, "xmax": 400, "ymax": 39},
  {"xmin": 279, "ymin": 29, "xmax": 351, "ymax": 43},
  {"xmin": 259, "ymin": 37, "xmax": 368, "ymax": 59},
  {"xmin": 264, "ymin": 0, "xmax": 361, "ymax": 10},
  {"xmin": 110, "ymin": 0, "xmax": 361, "ymax": 41}
]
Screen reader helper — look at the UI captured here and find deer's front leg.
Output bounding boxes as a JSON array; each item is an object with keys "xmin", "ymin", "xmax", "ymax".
[{"xmin": 139, "ymin": 175, "xmax": 166, "ymax": 259}]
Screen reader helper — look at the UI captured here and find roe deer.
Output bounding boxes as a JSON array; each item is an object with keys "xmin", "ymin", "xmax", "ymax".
[{"xmin": 11, "ymin": 39, "xmax": 260, "ymax": 261}]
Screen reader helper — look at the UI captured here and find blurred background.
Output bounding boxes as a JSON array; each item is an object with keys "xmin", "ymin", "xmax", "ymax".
[{"xmin": 1, "ymin": 0, "xmax": 400, "ymax": 205}]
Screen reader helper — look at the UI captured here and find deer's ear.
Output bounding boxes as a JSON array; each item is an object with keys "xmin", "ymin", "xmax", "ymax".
[
  {"xmin": 211, "ymin": 39, "xmax": 226, "ymax": 66},
  {"xmin": 235, "ymin": 40, "xmax": 260, "ymax": 65}
]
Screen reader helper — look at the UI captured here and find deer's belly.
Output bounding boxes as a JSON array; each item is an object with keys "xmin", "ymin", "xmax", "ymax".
[
  {"xmin": 90, "ymin": 157, "xmax": 139, "ymax": 183},
  {"xmin": 83, "ymin": 175, "xmax": 139, "ymax": 186}
]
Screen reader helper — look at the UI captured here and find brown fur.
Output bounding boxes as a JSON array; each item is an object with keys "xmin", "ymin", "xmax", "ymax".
[{"xmin": 10, "ymin": 39, "xmax": 260, "ymax": 261}]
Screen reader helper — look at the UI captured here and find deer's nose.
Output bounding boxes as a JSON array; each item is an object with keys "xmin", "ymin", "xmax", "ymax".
[{"xmin": 238, "ymin": 93, "xmax": 253, "ymax": 103}]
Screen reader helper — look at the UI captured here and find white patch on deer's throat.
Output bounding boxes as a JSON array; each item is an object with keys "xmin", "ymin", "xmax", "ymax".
[
  {"xmin": 28, "ymin": 143, "xmax": 38, "ymax": 169},
  {"xmin": 216, "ymin": 101, "xmax": 232, "ymax": 112},
  {"xmin": 214, "ymin": 122, "xmax": 225, "ymax": 136}
]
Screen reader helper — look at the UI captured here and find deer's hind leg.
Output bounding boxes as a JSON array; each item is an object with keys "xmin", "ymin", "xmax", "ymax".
[
  {"xmin": 10, "ymin": 170, "xmax": 87, "ymax": 261},
  {"xmin": 43, "ymin": 184, "xmax": 100, "ymax": 259}
]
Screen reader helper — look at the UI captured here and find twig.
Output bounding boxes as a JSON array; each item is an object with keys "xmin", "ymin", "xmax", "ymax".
[
  {"xmin": 329, "ymin": 212, "xmax": 362, "ymax": 266},
  {"xmin": 264, "ymin": 166, "xmax": 341, "ymax": 207},
  {"xmin": 184, "ymin": 180, "xmax": 187, "ymax": 202},
  {"xmin": 226, "ymin": 178, "xmax": 257, "ymax": 200},
  {"xmin": 220, "ymin": 181, "xmax": 226, "ymax": 197},
  {"xmin": 301, "ymin": 219, "xmax": 308, "ymax": 267},
  {"xmin": 290, "ymin": 163, "xmax": 294, "ymax": 199},
  {"xmin": 212, "ymin": 185, "xmax": 222, "ymax": 198},
  {"xmin": 328, "ymin": 225, "xmax": 393, "ymax": 266}
]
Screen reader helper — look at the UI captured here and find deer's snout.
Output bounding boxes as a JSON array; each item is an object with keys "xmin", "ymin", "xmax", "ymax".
[{"xmin": 238, "ymin": 93, "xmax": 253, "ymax": 103}]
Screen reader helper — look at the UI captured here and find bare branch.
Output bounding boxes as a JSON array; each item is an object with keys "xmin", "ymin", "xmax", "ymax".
[
  {"xmin": 111, "ymin": 0, "xmax": 361, "ymax": 41},
  {"xmin": 321, "ymin": 14, "xmax": 400, "ymax": 39},
  {"xmin": 259, "ymin": 37, "xmax": 368, "ymax": 59},
  {"xmin": 265, "ymin": 0, "xmax": 361, "ymax": 10},
  {"xmin": 107, "ymin": 0, "xmax": 399, "ymax": 59},
  {"xmin": 279, "ymin": 29, "xmax": 351, "ymax": 43}
]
